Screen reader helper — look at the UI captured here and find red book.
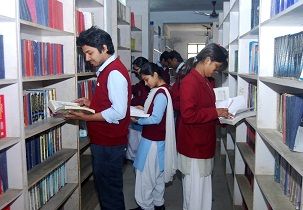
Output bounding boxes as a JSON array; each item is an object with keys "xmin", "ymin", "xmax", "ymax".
[
  {"xmin": 57, "ymin": 1, "xmax": 63, "ymax": 30},
  {"xmin": 131, "ymin": 12, "xmax": 135, "ymax": 28},
  {"xmin": 47, "ymin": 43, "xmax": 54, "ymax": 75},
  {"xmin": 48, "ymin": 0, "xmax": 55, "ymax": 28},
  {"xmin": 26, "ymin": 0, "xmax": 37, "ymax": 23},
  {"xmin": 0, "ymin": 95, "xmax": 6, "ymax": 138}
]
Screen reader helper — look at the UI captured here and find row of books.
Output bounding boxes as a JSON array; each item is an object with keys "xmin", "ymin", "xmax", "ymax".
[
  {"xmin": 247, "ymin": 83, "xmax": 257, "ymax": 112},
  {"xmin": 78, "ymin": 79, "xmax": 97, "ymax": 100},
  {"xmin": 21, "ymin": 40, "xmax": 64, "ymax": 77},
  {"xmin": 76, "ymin": 47, "xmax": 94, "ymax": 73},
  {"xmin": 20, "ymin": 0, "xmax": 63, "ymax": 30},
  {"xmin": 26, "ymin": 126, "xmax": 62, "ymax": 171},
  {"xmin": 246, "ymin": 123, "xmax": 256, "ymax": 152},
  {"xmin": 271, "ymin": 0, "xmax": 299, "ymax": 16},
  {"xmin": 251, "ymin": 0, "xmax": 260, "ymax": 29},
  {"xmin": 274, "ymin": 31, "xmax": 303, "ymax": 80},
  {"xmin": 0, "ymin": 35, "xmax": 5, "ymax": 79},
  {"xmin": 278, "ymin": 93, "xmax": 303, "ymax": 152},
  {"xmin": 117, "ymin": 1, "xmax": 128, "ymax": 23},
  {"xmin": 249, "ymin": 41, "xmax": 259, "ymax": 75},
  {"xmin": 29, "ymin": 165, "xmax": 66, "ymax": 210},
  {"xmin": 76, "ymin": 10, "xmax": 93, "ymax": 36},
  {"xmin": 274, "ymin": 152, "xmax": 302, "ymax": 209},
  {"xmin": 23, "ymin": 88, "xmax": 56, "ymax": 127}
]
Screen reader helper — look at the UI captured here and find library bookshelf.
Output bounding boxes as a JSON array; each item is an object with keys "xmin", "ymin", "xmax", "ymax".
[{"xmin": 218, "ymin": 0, "xmax": 303, "ymax": 210}]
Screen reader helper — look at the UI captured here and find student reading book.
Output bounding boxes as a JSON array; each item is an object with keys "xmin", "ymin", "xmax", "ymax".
[{"xmin": 48, "ymin": 100, "xmax": 95, "ymax": 115}]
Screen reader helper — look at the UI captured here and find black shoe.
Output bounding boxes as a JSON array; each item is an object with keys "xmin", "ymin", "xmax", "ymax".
[
  {"xmin": 154, "ymin": 205, "xmax": 165, "ymax": 210},
  {"xmin": 129, "ymin": 206, "xmax": 143, "ymax": 210}
]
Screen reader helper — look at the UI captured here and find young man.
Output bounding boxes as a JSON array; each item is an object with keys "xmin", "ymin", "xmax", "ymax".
[
  {"xmin": 65, "ymin": 26, "xmax": 131, "ymax": 210},
  {"xmin": 157, "ymin": 51, "xmax": 171, "ymax": 85}
]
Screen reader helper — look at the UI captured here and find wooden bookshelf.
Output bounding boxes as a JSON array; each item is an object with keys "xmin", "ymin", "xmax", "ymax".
[
  {"xmin": 0, "ymin": 189, "xmax": 23, "ymax": 209},
  {"xmin": 235, "ymin": 174, "xmax": 253, "ymax": 210},
  {"xmin": 236, "ymin": 142, "xmax": 255, "ymax": 174}
]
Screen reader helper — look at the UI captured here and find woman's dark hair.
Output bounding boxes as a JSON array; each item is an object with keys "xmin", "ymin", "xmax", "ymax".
[
  {"xmin": 195, "ymin": 43, "xmax": 228, "ymax": 71},
  {"xmin": 77, "ymin": 26, "xmax": 115, "ymax": 54},
  {"xmin": 132, "ymin": 57, "xmax": 149, "ymax": 68},
  {"xmin": 177, "ymin": 57, "xmax": 195, "ymax": 83},
  {"xmin": 140, "ymin": 62, "xmax": 165, "ymax": 81}
]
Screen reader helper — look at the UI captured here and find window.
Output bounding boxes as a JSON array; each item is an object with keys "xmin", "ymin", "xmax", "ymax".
[{"xmin": 187, "ymin": 43, "xmax": 205, "ymax": 59}]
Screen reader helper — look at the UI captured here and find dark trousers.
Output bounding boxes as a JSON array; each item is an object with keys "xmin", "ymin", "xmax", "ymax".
[{"xmin": 90, "ymin": 144, "xmax": 127, "ymax": 210}]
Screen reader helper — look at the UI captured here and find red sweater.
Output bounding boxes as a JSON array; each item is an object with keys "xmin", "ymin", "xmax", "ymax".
[
  {"xmin": 87, "ymin": 58, "xmax": 131, "ymax": 146},
  {"xmin": 177, "ymin": 69, "xmax": 218, "ymax": 159},
  {"xmin": 141, "ymin": 86, "xmax": 168, "ymax": 141},
  {"xmin": 131, "ymin": 80, "xmax": 150, "ymax": 106}
]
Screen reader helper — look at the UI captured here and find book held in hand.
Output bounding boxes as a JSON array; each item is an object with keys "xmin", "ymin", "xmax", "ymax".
[
  {"xmin": 48, "ymin": 100, "xmax": 95, "ymax": 115},
  {"xmin": 130, "ymin": 106, "xmax": 150, "ymax": 118},
  {"xmin": 216, "ymin": 95, "xmax": 256, "ymax": 125}
]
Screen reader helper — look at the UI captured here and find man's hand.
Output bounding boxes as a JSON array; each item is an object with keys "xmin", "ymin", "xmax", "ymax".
[
  {"xmin": 74, "ymin": 98, "xmax": 91, "ymax": 107},
  {"xmin": 64, "ymin": 110, "xmax": 90, "ymax": 121},
  {"xmin": 216, "ymin": 108, "xmax": 233, "ymax": 119}
]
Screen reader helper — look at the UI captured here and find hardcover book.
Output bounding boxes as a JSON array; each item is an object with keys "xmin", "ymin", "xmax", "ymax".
[{"xmin": 48, "ymin": 100, "xmax": 95, "ymax": 115}]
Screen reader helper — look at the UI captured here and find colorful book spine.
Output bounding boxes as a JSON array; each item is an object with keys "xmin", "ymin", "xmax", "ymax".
[
  {"xmin": 0, "ymin": 95, "xmax": 6, "ymax": 138},
  {"xmin": 0, "ymin": 35, "xmax": 5, "ymax": 79}
]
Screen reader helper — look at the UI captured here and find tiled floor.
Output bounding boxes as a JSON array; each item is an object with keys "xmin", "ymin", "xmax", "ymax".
[{"xmin": 93, "ymin": 142, "xmax": 233, "ymax": 210}]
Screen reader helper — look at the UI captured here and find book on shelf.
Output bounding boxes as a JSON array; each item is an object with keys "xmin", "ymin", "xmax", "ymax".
[
  {"xmin": 130, "ymin": 106, "xmax": 150, "ymax": 118},
  {"xmin": 0, "ymin": 35, "xmax": 5, "ymax": 79},
  {"xmin": 48, "ymin": 100, "xmax": 95, "ymax": 115},
  {"xmin": 216, "ymin": 95, "xmax": 256, "ymax": 125},
  {"xmin": 0, "ymin": 95, "xmax": 6, "ymax": 138}
]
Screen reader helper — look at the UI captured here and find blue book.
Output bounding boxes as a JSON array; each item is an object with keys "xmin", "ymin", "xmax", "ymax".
[
  {"xmin": 0, "ymin": 150, "xmax": 8, "ymax": 191},
  {"xmin": 0, "ymin": 35, "xmax": 5, "ymax": 79}
]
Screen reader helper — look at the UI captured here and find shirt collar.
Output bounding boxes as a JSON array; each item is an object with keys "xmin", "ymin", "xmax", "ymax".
[
  {"xmin": 96, "ymin": 54, "xmax": 117, "ymax": 77},
  {"xmin": 176, "ymin": 62, "xmax": 185, "ymax": 73}
]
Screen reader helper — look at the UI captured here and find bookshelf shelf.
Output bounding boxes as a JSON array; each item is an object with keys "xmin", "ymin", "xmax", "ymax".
[
  {"xmin": 40, "ymin": 183, "xmax": 78, "ymax": 210},
  {"xmin": 0, "ymin": 15, "xmax": 15, "ymax": 22},
  {"xmin": 258, "ymin": 128, "xmax": 303, "ymax": 176},
  {"xmin": 245, "ymin": 117, "xmax": 257, "ymax": 131},
  {"xmin": 27, "ymin": 148, "xmax": 77, "ymax": 188},
  {"xmin": 0, "ymin": 137, "xmax": 20, "ymax": 151},
  {"xmin": 226, "ymin": 173, "xmax": 234, "ymax": 196},
  {"xmin": 76, "ymin": 72, "xmax": 96, "ymax": 78},
  {"xmin": 236, "ymin": 142, "xmax": 255, "ymax": 174},
  {"xmin": 118, "ymin": 18, "xmax": 130, "ymax": 26},
  {"xmin": 131, "ymin": 49, "xmax": 142, "ymax": 53},
  {"xmin": 229, "ymin": 71, "xmax": 238, "ymax": 77},
  {"xmin": 255, "ymin": 175, "xmax": 294, "ymax": 210},
  {"xmin": 0, "ymin": 189, "xmax": 23, "ymax": 209},
  {"xmin": 79, "ymin": 137, "xmax": 90, "ymax": 152},
  {"xmin": 80, "ymin": 155, "xmax": 93, "ymax": 183},
  {"xmin": 230, "ymin": 37, "xmax": 239, "ymax": 46},
  {"xmin": 76, "ymin": 0, "xmax": 104, "ymax": 8},
  {"xmin": 24, "ymin": 118, "xmax": 65, "ymax": 139},
  {"xmin": 259, "ymin": 76, "xmax": 303, "ymax": 94},
  {"xmin": 235, "ymin": 174, "xmax": 253, "ymax": 210},
  {"xmin": 237, "ymin": 74, "xmax": 257, "ymax": 84},
  {"xmin": 0, "ymin": 79, "xmax": 18, "ymax": 86},
  {"xmin": 227, "ymin": 150, "xmax": 235, "ymax": 171},
  {"xmin": 131, "ymin": 26, "xmax": 142, "ymax": 32},
  {"xmin": 20, "ymin": 20, "xmax": 74, "ymax": 36},
  {"xmin": 261, "ymin": 1, "xmax": 303, "ymax": 26},
  {"xmin": 118, "ymin": 46, "xmax": 131, "ymax": 50},
  {"xmin": 239, "ymin": 26, "xmax": 259, "ymax": 39},
  {"xmin": 22, "ymin": 74, "xmax": 75, "ymax": 83}
]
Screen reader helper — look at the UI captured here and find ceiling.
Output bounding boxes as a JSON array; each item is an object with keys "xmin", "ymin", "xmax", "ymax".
[{"xmin": 150, "ymin": 0, "xmax": 225, "ymax": 12}]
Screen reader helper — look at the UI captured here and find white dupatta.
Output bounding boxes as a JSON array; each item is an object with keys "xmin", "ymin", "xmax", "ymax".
[{"xmin": 143, "ymin": 87, "xmax": 177, "ymax": 183}]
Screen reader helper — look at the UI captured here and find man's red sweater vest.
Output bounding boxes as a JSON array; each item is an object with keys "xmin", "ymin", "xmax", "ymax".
[
  {"xmin": 87, "ymin": 58, "xmax": 131, "ymax": 146},
  {"xmin": 141, "ymin": 88, "xmax": 167, "ymax": 141}
]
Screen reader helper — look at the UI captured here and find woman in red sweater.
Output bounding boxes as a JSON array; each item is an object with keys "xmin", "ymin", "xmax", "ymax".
[{"xmin": 177, "ymin": 43, "xmax": 230, "ymax": 210}]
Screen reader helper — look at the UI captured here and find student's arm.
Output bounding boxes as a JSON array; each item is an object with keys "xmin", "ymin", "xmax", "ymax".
[
  {"xmin": 101, "ymin": 70, "xmax": 128, "ymax": 124},
  {"xmin": 137, "ymin": 93, "xmax": 167, "ymax": 125}
]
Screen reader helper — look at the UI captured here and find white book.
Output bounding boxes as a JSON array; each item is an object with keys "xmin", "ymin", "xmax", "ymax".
[
  {"xmin": 216, "ymin": 95, "xmax": 256, "ymax": 125},
  {"xmin": 130, "ymin": 106, "xmax": 150, "ymax": 118},
  {"xmin": 48, "ymin": 100, "xmax": 95, "ymax": 115},
  {"xmin": 213, "ymin": 87, "xmax": 229, "ymax": 101}
]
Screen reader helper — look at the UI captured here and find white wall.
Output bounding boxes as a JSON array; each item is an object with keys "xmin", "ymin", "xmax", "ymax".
[{"xmin": 169, "ymin": 30, "xmax": 208, "ymax": 60}]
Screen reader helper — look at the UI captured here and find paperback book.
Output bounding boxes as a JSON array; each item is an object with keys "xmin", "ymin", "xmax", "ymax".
[
  {"xmin": 130, "ymin": 106, "xmax": 150, "ymax": 118},
  {"xmin": 48, "ymin": 100, "xmax": 95, "ymax": 115}
]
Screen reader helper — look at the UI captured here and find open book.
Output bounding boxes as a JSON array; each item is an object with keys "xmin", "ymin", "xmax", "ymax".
[
  {"xmin": 48, "ymin": 100, "xmax": 95, "ymax": 115},
  {"xmin": 130, "ymin": 106, "xmax": 150, "ymax": 118},
  {"xmin": 216, "ymin": 95, "xmax": 256, "ymax": 125}
]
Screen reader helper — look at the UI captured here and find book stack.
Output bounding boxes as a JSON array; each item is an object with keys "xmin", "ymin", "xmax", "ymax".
[
  {"xmin": 77, "ymin": 79, "xmax": 97, "ymax": 100},
  {"xmin": 19, "ymin": 0, "xmax": 63, "ymax": 30},
  {"xmin": 271, "ymin": 0, "xmax": 300, "ymax": 16},
  {"xmin": 278, "ymin": 93, "xmax": 303, "ymax": 152},
  {"xmin": 26, "ymin": 126, "xmax": 62, "ymax": 170},
  {"xmin": 0, "ymin": 35, "xmax": 5, "ymax": 79},
  {"xmin": 274, "ymin": 31, "xmax": 303, "ymax": 80},
  {"xmin": 23, "ymin": 88, "xmax": 56, "ymax": 127},
  {"xmin": 274, "ymin": 152, "xmax": 302, "ymax": 208},
  {"xmin": 21, "ymin": 40, "xmax": 64, "ymax": 77},
  {"xmin": 249, "ymin": 41, "xmax": 259, "ymax": 75}
]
